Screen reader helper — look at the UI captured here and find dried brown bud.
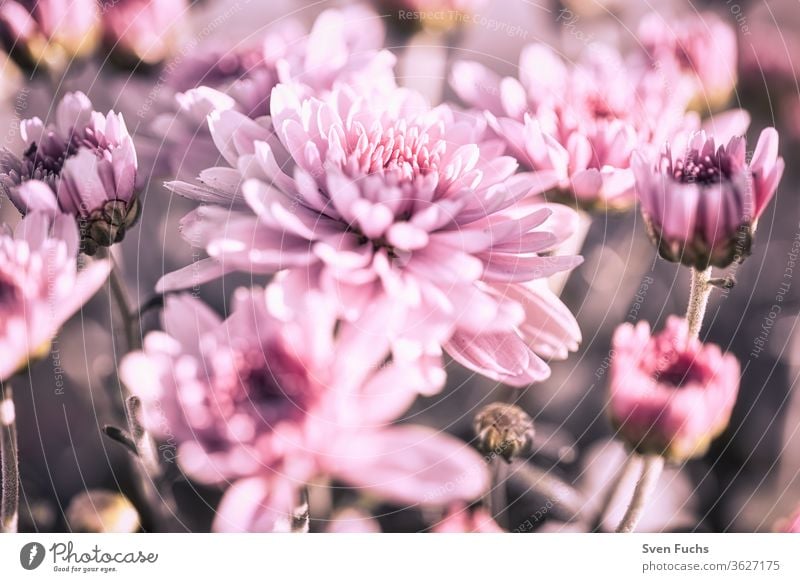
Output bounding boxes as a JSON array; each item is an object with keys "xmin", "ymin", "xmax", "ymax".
[{"xmin": 473, "ymin": 403, "xmax": 535, "ymax": 463}]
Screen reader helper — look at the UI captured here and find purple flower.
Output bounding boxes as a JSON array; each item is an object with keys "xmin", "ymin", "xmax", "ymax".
[
  {"xmin": 121, "ymin": 272, "xmax": 488, "ymax": 531},
  {"xmin": 0, "ymin": 91, "xmax": 139, "ymax": 254},
  {"xmin": 634, "ymin": 128, "xmax": 784, "ymax": 269},
  {"xmin": 609, "ymin": 317, "xmax": 741, "ymax": 462},
  {"xmin": 160, "ymin": 85, "xmax": 583, "ymax": 387},
  {"xmin": 0, "ymin": 211, "xmax": 111, "ymax": 381},
  {"xmin": 0, "ymin": 0, "xmax": 99, "ymax": 72},
  {"xmin": 451, "ymin": 43, "xmax": 686, "ymax": 210}
]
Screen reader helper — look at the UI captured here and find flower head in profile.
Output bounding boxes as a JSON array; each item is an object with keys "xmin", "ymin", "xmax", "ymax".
[
  {"xmin": 0, "ymin": 0, "xmax": 99, "ymax": 72},
  {"xmin": 451, "ymin": 43, "xmax": 686, "ymax": 210},
  {"xmin": 153, "ymin": 6, "xmax": 396, "ymax": 178},
  {"xmin": 638, "ymin": 12, "xmax": 737, "ymax": 112},
  {"xmin": 609, "ymin": 317, "xmax": 740, "ymax": 462},
  {"xmin": 99, "ymin": 0, "xmax": 189, "ymax": 66},
  {"xmin": 122, "ymin": 272, "xmax": 488, "ymax": 532},
  {"xmin": 0, "ymin": 211, "xmax": 111, "ymax": 381},
  {"xmin": 162, "ymin": 84, "xmax": 583, "ymax": 386},
  {"xmin": 634, "ymin": 128, "xmax": 784, "ymax": 269},
  {"xmin": 0, "ymin": 92, "xmax": 139, "ymax": 254}
]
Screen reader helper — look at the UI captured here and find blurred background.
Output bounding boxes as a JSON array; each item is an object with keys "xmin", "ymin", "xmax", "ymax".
[{"xmin": 0, "ymin": 0, "xmax": 798, "ymax": 532}]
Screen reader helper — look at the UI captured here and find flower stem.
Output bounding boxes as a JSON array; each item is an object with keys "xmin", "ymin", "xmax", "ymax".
[
  {"xmin": 107, "ymin": 255, "xmax": 141, "ymax": 351},
  {"xmin": 686, "ymin": 267, "xmax": 712, "ymax": 340},
  {"xmin": 485, "ymin": 457, "xmax": 509, "ymax": 530},
  {"xmin": 591, "ymin": 452, "xmax": 637, "ymax": 532},
  {"xmin": 0, "ymin": 384, "xmax": 19, "ymax": 533},
  {"xmin": 615, "ymin": 454, "xmax": 664, "ymax": 533}
]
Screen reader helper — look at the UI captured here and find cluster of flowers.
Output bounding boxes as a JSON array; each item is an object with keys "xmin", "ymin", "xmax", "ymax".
[{"xmin": 0, "ymin": 1, "xmax": 787, "ymax": 532}]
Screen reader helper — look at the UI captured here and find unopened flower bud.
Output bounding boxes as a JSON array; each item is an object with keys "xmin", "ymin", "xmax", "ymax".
[
  {"xmin": 473, "ymin": 403, "xmax": 534, "ymax": 463},
  {"xmin": 635, "ymin": 128, "xmax": 784, "ymax": 270}
]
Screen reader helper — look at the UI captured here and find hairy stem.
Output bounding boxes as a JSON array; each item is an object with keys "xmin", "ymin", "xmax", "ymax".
[
  {"xmin": 615, "ymin": 454, "xmax": 664, "ymax": 533},
  {"xmin": 1, "ymin": 384, "xmax": 19, "ymax": 533},
  {"xmin": 686, "ymin": 267, "xmax": 712, "ymax": 340},
  {"xmin": 591, "ymin": 453, "xmax": 638, "ymax": 532}
]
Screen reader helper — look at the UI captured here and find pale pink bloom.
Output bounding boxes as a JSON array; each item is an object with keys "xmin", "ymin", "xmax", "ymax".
[
  {"xmin": 161, "ymin": 85, "xmax": 582, "ymax": 386},
  {"xmin": 100, "ymin": 0, "xmax": 188, "ymax": 65},
  {"xmin": 634, "ymin": 128, "xmax": 784, "ymax": 269},
  {"xmin": 121, "ymin": 272, "xmax": 488, "ymax": 532},
  {"xmin": 0, "ymin": 91, "xmax": 139, "ymax": 254},
  {"xmin": 0, "ymin": 0, "xmax": 99, "ymax": 71},
  {"xmin": 638, "ymin": 12, "xmax": 737, "ymax": 111},
  {"xmin": 153, "ymin": 6, "xmax": 395, "ymax": 179},
  {"xmin": 0, "ymin": 211, "xmax": 111, "ymax": 381},
  {"xmin": 609, "ymin": 317, "xmax": 740, "ymax": 461},
  {"xmin": 432, "ymin": 505, "xmax": 502, "ymax": 532},
  {"xmin": 451, "ymin": 43, "xmax": 686, "ymax": 210}
]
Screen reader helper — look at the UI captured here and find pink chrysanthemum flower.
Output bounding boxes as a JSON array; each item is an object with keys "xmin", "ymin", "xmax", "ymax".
[
  {"xmin": 0, "ymin": 211, "xmax": 111, "ymax": 381},
  {"xmin": 451, "ymin": 43, "xmax": 686, "ymax": 211},
  {"xmin": 638, "ymin": 12, "xmax": 737, "ymax": 112},
  {"xmin": 99, "ymin": 0, "xmax": 188, "ymax": 66},
  {"xmin": 161, "ymin": 85, "xmax": 583, "ymax": 386},
  {"xmin": 121, "ymin": 272, "xmax": 488, "ymax": 532},
  {"xmin": 634, "ymin": 128, "xmax": 784, "ymax": 269},
  {"xmin": 609, "ymin": 317, "xmax": 740, "ymax": 462},
  {"xmin": 0, "ymin": 0, "xmax": 99, "ymax": 72},
  {"xmin": 0, "ymin": 91, "xmax": 139, "ymax": 254},
  {"xmin": 154, "ymin": 6, "xmax": 395, "ymax": 179}
]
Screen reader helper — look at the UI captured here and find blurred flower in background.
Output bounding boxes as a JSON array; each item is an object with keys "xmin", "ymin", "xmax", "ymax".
[
  {"xmin": 0, "ymin": 0, "xmax": 99, "ymax": 73},
  {"xmin": 99, "ymin": 0, "xmax": 189, "ymax": 67}
]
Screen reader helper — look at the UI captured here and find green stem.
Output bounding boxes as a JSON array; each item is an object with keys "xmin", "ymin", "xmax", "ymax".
[{"xmin": 108, "ymin": 258, "xmax": 140, "ymax": 351}]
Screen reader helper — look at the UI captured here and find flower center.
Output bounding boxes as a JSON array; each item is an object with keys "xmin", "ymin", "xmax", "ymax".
[
  {"xmin": 349, "ymin": 121, "xmax": 444, "ymax": 182},
  {"xmin": 672, "ymin": 153, "xmax": 726, "ymax": 185},
  {"xmin": 657, "ymin": 352, "xmax": 700, "ymax": 388},
  {"xmin": 220, "ymin": 342, "xmax": 314, "ymax": 424}
]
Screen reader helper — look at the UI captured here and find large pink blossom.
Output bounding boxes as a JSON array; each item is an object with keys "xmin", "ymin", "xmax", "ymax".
[
  {"xmin": 609, "ymin": 317, "xmax": 740, "ymax": 461},
  {"xmin": 160, "ymin": 85, "xmax": 583, "ymax": 386},
  {"xmin": 451, "ymin": 43, "xmax": 687, "ymax": 210},
  {"xmin": 0, "ymin": 91, "xmax": 139, "ymax": 254},
  {"xmin": 0, "ymin": 0, "xmax": 99, "ymax": 71},
  {"xmin": 0, "ymin": 211, "xmax": 111, "ymax": 381},
  {"xmin": 634, "ymin": 128, "xmax": 784, "ymax": 269},
  {"xmin": 121, "ymin": 272, "xmax": 488, "ymax": 532},
  {"xmin": 153, "ymin": 6, "xmax": 395, "ymax": 178}
]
